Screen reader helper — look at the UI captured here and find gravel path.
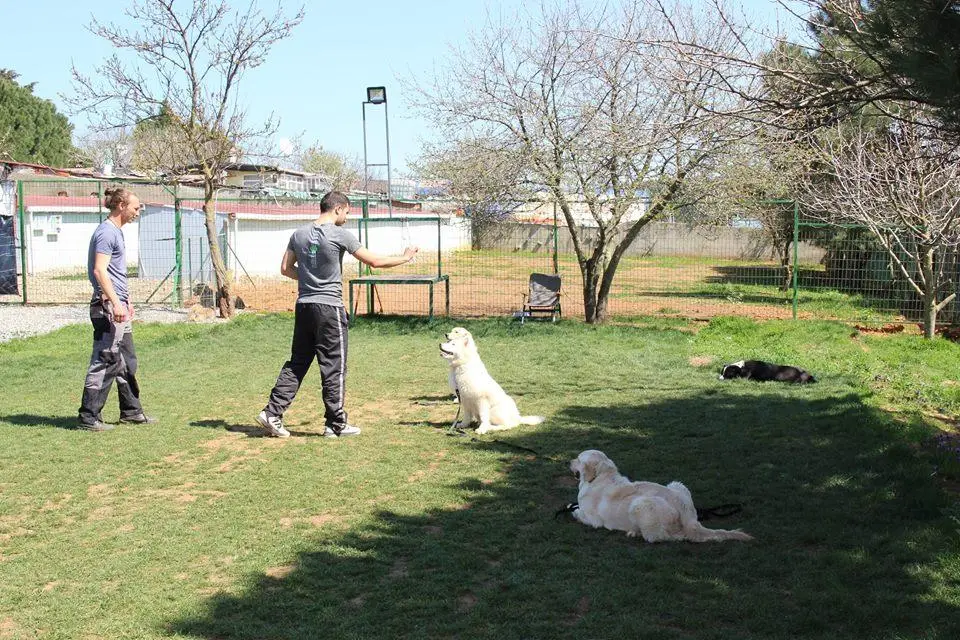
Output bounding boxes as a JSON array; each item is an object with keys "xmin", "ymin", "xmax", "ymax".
[{"xmin": 0, "ymin": 305, "xmax": 189, "ymax": 343}]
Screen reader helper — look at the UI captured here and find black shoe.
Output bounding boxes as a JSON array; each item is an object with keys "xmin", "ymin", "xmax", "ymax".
[
  {"xmin": 119, "ymin": 413, "xmax": 158, "ymax": 424},
  {"xmin": 76, "ymin": 420, "xmax": 115, "ymax": 432}
]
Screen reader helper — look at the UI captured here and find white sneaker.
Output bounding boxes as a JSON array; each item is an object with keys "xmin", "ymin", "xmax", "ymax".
[
  {"xmin": 323, "ymin": 424, "xmax": 361, "ymax": 438},
  {"xmin": 257, "ymin": 411, "xmax": 290, "ymax": 438}
]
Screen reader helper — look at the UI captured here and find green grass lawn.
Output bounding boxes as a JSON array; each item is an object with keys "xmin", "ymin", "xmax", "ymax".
[{"xmin": 1, "ymin": 315, "xmax": 958, "ymax": 639}]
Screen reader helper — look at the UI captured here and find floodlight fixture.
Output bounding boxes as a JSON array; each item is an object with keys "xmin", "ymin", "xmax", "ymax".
[{"xmin": 366, "ymin": 86, "xmax": 386, "ymax": 104}]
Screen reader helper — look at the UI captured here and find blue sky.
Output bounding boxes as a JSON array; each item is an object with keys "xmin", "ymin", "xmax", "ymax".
[{"xmin": 1, "ymin": 0, "xmax": 799, "ymax": 174}]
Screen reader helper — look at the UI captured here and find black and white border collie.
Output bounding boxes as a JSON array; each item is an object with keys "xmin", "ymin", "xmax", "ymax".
[{"xmin": 719, "ymin": 360, "xmax": 816, "ymax": 384}]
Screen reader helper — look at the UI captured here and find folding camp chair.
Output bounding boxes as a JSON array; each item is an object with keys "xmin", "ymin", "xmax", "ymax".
[{"xmin": 520, "ymin": 272, "xmax": 562, "ymax": 324}]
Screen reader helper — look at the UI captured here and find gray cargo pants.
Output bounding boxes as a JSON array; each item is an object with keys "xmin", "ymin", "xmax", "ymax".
[{"xmin": 78, "ymin": 298, "xmax": 143, "ymax": 425}]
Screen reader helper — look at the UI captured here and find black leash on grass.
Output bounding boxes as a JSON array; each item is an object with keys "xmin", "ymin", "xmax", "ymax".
[
  {"xmin": 553, "ymin": 502, "xmax": 742, "ymax": 521},
  {"xmin": 446, "ymin": 400, "xmax": 540, "ymax": 456},
  {"xmin": 695, "ymin": 503, "xmax": 743, "ymax": 521},
  {"xmin": 555, "ymin": 503, "xmax": 579, "ymax": 520}
]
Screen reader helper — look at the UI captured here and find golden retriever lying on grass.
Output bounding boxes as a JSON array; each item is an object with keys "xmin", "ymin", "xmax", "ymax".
[
  {"xmin": 440, "ymin": 327, "xmax": 544, "ymax": 434},
  {"xmin": 569, "ymin": 450, "xmax": 752, "ymax": 543}
]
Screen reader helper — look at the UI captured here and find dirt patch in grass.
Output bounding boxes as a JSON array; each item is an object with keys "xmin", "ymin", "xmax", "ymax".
[
  {"xmin": 566, "ymin": 595, "xmax": 592, "ymax": 626},
  {"xmin": 348, "ymin": 594, "xmax": 367, "ymax": 608},
  {"xmin": 854, "ymin": 323, "xmax": 905, "ymax": 334},
  {"xmin": 457, "ymin": 591, "xmax": 479, "ymax": 613},
  {"xmin": 264, "ymin": 564, "xmax": 296, "ymax": 579},
  {"xmin": 0, "ymin": 617, "xmax": 21, "ymax": 639},
  {"xmin": 688, "ymin": 356, "xmax": 715, "ymax": 368},
  {"xmin": 144, "ymin": 483, "xmax": 227, "ymax": 505},
  {"xmin": 388, "ymin": 558, "xmax": 409, "ymax": 579},
  {"xmin": 309, "ymin": 514, "xmax": 343, "ymax": 528},
  {"xmin": 278, "ymin": 511, "xmax": 349, "ymax": 530},
  {"xmin": 150, "ymin": 435, "xmax": 269, "ymax": 478},
  {"xmin": 86, "ymin": 484, "xmax": 113, "ymax": 497}
]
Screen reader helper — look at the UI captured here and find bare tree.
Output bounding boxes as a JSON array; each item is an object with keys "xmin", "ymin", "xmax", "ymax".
[
  {"xmin": 800, "ymin": 116, "xmax": 960, "ymax": 338},
  {"xmin": 76, "ymin": 128, "xmax": 135, "ymax": 172},
  {"xmin": 296, "ymin": 143, "xmax": 362, "ymax": 192},
  {"xmin": 708, "ymin": 132, "xmax": 814, "ymax": 290},
  {"xmin": 69, "ymin": 0, "xmax": 303, "ymax": 317},
  {"xmin": 409, "ymin": 0, "xmax": 755, "ymax": 323},
  {"xmin": 412, "ymin": 140, "xmax": 535, "ymax": 250}
]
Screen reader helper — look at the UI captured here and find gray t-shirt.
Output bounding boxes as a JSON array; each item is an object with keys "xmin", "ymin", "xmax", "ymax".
[
  {"xmin": 288, "ymin": 222, "xmax": 361, "ymax": 306},
  {"xmin": 87, "ymin": 221, "xmax": 128, "ymax": 303}
]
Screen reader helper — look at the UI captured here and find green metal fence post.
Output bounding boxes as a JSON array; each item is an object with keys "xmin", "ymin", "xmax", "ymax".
[
  {"xmin": 17, "ymin": 181, "xmax": 26, "ymax": 304},
  {"xmin": 437, "ymin": 216, "xmax": 442, "ymax": 279},
  {"xmin": 174, "ymin": 190, "xmax": 183, "ymax": 306},
  {"xmin": 357, "ymin": 217, "xmax": 363, "ymax": 277},
  {"xmin": 97, "ymin": 181, "xmax": 104, "ymax": 222},
  {"xmin": 792, "ymin": 200, "xmax": 800, "ymax": 321},
  {"xmin": 363, "ymin": 198, "xmax": 373, "ymax": 314}
]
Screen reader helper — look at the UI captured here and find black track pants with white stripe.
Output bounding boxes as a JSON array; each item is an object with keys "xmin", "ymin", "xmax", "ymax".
[{"xmin": 264, "ymin": 303, "xmax": 349, "ymax": 428}]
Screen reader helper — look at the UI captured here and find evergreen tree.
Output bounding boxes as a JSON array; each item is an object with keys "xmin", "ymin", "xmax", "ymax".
[{"xmin": 0, "ymin": 72, "xmax": 75, "ymax": 166}]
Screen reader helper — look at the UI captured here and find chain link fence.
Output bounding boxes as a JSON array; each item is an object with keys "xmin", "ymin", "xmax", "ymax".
[{"xmin": 1, "ymin": 179, "xmax": 957, "ymax": 327}]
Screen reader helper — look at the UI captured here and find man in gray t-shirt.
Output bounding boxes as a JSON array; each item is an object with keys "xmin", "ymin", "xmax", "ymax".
[
  {"xmin": 87, "ymin": 221, "xmax": 129, "ymax": 303},
  {"xmin": 78, "ymin": 188, "xmax": 156, "ymax": 431},
  {"xmin": 256, "ymin": 191, "xmax": 418, "ymax": 438},
  {"xmin": 286, "ymin": 220, "xmax": 361, "ymax": 305}
]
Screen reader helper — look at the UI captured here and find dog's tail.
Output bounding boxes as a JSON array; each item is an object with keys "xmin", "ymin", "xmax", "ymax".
[
  {"xmin": 519, "ymin": 415, "xmax": 545, "ymax": 425},
  {"xmin": 682, "ymin": 523, "xmax": 753, "ymax": 542},
  {"xmin": 667, "ymin": 481, "xmax": 752, "ymax": 542}
]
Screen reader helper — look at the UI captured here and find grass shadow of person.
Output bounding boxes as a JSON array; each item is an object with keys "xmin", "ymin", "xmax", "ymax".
[
  {"xmin": 189, "ymin": 419, "xmax": 325, "ymax": 438},
  {"xmin": 2, "ymin": 413, "xmax": 82, "ymax": 430}
]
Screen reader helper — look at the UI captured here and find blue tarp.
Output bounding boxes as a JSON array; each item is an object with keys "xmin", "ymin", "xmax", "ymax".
[
  {"xmin": 137, "ymin": 204, "xmax": 227, "ymax": 282},
  {"xmin": 0, "ymin": 215, "xmax": 17, "ymax": 295}
]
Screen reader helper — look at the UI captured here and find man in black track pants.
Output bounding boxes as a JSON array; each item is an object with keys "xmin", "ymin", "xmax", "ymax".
[{"xmin": 257, "ymin": 191, "xmax": 418, "ymax": 438}]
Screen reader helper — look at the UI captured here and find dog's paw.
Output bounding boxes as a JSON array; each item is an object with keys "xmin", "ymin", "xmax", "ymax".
[{"xmin": 475, "ymin": 424, "xmax": 492, "ymax": 435}]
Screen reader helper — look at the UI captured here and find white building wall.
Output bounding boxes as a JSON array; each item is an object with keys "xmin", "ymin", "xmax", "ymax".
[
  {"xmin": 233, "ymin": 215, "xmax": 471, "ymax": 277},
  {"xmin": 20, "ymin": 208, "xmax": 473, "ymax": 278},
  {"xmin": 26, "ymin": 208, "xmax": 139, "ymax": 274}
]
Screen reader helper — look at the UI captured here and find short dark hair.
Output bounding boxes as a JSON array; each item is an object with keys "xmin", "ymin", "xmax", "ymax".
[{"xmin": 320, "ymin": 191, "xmax": 350, "ymax": 213}]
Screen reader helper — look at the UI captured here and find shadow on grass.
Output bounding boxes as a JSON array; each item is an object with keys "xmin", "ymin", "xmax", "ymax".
[
  {"xmin": 1, "ymin": 413, "xmax": 78, "ymax": 430},
  {"xmin": 171, "ymin": 392, "xmax": 958, "ymax": 639},
  {"xmin": 189, "ymin": 419, "xmax": 325, "ymax": 438},
  {"xmin": 410, "ymin": 394, "xmax": 455, "ymax": 405}
]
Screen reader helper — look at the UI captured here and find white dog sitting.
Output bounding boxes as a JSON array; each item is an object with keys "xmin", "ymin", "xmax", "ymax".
[
  {"xmin": 569, "ymin": 450, "xmax": 752, "ymax": 543},
  {"xmin": 439, "ymin": 327, "xmax": 544, "ymax": 434},
  {"xmin": 444, "ymin": 327, "xmax": 476, "ymax": 403}
]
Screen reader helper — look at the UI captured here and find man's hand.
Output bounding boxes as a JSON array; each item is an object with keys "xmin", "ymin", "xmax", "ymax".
[
  {"xmin": 403, "ymin": 246, "xmax": 420, "ymax": 262},
  {"xmin": 109, "ymin": 299, "xmax": 128, "ymax": 323},
  {"xmin": 128, "ymin": 302, "xmax": 135, "ymax": 320}
]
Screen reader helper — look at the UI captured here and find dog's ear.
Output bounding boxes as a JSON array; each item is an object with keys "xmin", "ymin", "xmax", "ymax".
[{"xmin": 581, "ymin": 459, "xmax": 598, "ymax": 483}]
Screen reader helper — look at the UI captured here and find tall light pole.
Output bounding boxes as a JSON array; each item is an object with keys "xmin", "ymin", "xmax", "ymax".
[{"xmin": 362, "ymin": 86, "xmax": 393, "ymax": 218}]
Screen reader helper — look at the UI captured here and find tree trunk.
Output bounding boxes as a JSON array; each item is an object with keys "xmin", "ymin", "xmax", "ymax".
[
  {"xmin": 920, "ymin": 246, "xmax": 936, "ymax": 339},
  {"xmin": 780, "ymin": 241, "xmax": 793, "ymax": 292},
  {"xmin": 581, "ymin": 261, "xmax": 602, "ymax": 324},
  {"xmin": 203, "ymin": 192, "xmax": 233, "ymax": 319},
  {"xmin": 471, "ymin": 216, "xmax": 484, "ymax": 251}
]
